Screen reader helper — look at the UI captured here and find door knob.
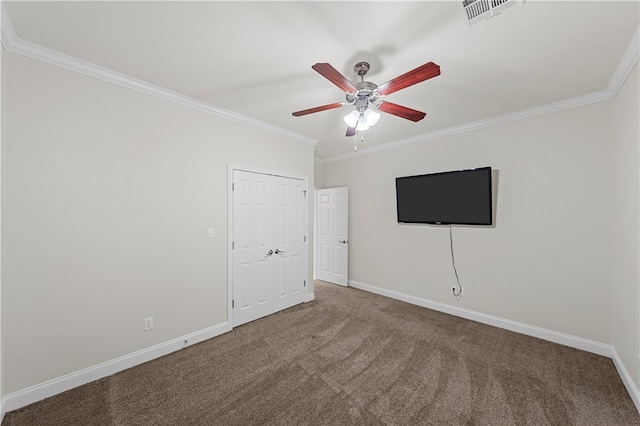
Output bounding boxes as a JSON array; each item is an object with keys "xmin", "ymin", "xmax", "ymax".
[
  {"xmin": 275, "ymin": 249, "xmax": 285, "ymax": 255},
  {"xmin": 265, "ymin": 249, "xmax": 274, "ymax": 258},
  {"xmin": 339, "ymin": 240, "xmax": 348, "ymax": 244}
]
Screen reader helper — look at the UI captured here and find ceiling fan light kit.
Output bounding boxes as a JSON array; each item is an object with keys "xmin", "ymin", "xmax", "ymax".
[
  {"xmin": 355, "ymin": 116, "xmax": 369, "ymax": 132},
  {"xmin": 343, "ymin": 109, "xmax": 380, "ymax": 130},
  {"xmin": 363, "ymin": 109, "xmax": 380, "ymax": 126},
  {"xmin": 343, "ymin": 110, "xmax": 360, "ymax": 128},
  {"xmin": 293, "ymin": 60, "xmax": 441, "ymax": 151}
]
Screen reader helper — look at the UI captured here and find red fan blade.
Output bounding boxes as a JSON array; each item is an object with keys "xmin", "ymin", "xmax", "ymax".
[
  {"xmin": 377, "ymin": 101, "xmax": 427, "ymax": 122},
  {"xmin": 346, "ymin": 126, "xmax": 356, "ymax": 137},
  {"xmin": 377, "ymin": 62, "xmax": 440, "ymax": 96},
  {"xmin": 312, "ymin": 63, "xmax": 358, "ymax": 93},
  {"xmin": 292, "ymin": 102, "xmax": 343, "ymax": 117}
]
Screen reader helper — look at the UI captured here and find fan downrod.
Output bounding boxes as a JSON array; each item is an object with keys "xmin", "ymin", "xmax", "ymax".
[{"xmin": 354, "ymin": 62, "xmax": 370, "ymax": 78}]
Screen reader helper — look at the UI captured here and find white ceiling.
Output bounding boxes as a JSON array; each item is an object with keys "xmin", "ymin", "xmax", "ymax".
[{"xmin": 3, "ymin": 1, "xmax": 639, "ymax": 159}]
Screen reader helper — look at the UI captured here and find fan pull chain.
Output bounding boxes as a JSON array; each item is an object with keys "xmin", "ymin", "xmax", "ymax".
[{"xmin": 353, "ymin": 132, "xmax": 365, "ymax": 152}]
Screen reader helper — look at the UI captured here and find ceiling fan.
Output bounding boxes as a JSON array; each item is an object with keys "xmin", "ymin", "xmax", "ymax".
[{"xmin": 292, "ymin": 61, "xmax": 441, "ymax": 139}]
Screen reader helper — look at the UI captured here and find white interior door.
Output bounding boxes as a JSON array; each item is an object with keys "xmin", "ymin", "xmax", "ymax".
[
  {"xmin": 232, "ymin": 170, "xmax": 307, "ymax": 327},
  {"xmin": 316, "ymin": 187, "xmax": 349, "ymax": 286}
]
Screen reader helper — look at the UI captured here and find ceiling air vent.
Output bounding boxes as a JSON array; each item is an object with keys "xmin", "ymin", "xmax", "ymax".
[{"xmin": 463, "ymin": 0, "xmax": 523, "ymax": 27}]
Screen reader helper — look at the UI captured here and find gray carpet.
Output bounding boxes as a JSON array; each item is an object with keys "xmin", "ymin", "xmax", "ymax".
[{"xmin": 4, "ymin": 281, "xmax": 639, "ymax": 425}]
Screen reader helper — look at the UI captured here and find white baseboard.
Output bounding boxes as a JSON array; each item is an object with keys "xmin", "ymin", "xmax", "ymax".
[
  {"xmin": 612, "ymin": 347, "xmax": 640, "ymax": 413},
  {"xmin": 3, "ymin": 321, "xmax": 232, "ymax": 414},
  {"xmin": 347, "ymin": 280, "xmax": 612, "ymax": 357}
]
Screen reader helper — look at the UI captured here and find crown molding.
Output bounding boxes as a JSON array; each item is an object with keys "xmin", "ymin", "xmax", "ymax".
[
  {"xmin": 608, "ymin": 26, "xmax": 639, "ymax": 97},
  {"xmin": 319, "ymin": 25, "xmax": 640, "ymax": 164},
  {"xmin": 320, "ymin": 89, "xmax": 613, "ymax": 163},
  {"xmin": 0, "ymin": 3, "xmax": 316, "ymax": 147},
  {"xmin": 0, "ymin": 2, "xmax": 16, "ymax": 47}
]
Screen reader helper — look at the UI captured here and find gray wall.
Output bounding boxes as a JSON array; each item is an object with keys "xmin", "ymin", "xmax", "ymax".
[
  {"xmin": 1, "ymin": 51, "xmax": 314, "ymax": 394},
  {"xmin": 323, "ymin": 101, "xmax": 613, "ymax": 342},
  {"xmin": 1, "ymin": 38, "xmax": 4, "ymax": 409},
  {"xmin": 612, "ymin": 62, "xmax": 640, "ymax": 390}
]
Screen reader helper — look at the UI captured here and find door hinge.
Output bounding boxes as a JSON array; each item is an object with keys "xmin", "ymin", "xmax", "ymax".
[
  {"xmin": 304, "ymin": 235, "xmax": 306, "ymax": 242},
  {"xmin": 232, "ymin": 241, "xmax": 235, "ymax": 250},
  {"xmin": 232, "ymin": 299, "xmax": 234, "ymax": 308},
  {"xmin": 303, "ymin": 190, "xmax": 307, "ymax": 197},
  {"xmin": 232, "ymin": 183, "xmax": 235, "ymax": 191},
  {"xmin": 304, "ymin": 280, "xmax": 306, "ymax": 287}
]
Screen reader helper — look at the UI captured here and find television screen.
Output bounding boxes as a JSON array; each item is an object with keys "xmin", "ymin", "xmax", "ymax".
[{"xmin": 396, "ymin": 167, "xmax": 493, "ymax": 225}]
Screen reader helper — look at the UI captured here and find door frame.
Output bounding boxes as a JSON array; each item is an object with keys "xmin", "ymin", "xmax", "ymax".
[{"xmin": 227, "ymin": 164, "xmax": 310, "ymax": 328}]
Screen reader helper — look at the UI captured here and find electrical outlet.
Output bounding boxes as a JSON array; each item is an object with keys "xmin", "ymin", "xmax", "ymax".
[{"xmin": 144, "ymin": 317, "xmax": 153, "ymax": 331}]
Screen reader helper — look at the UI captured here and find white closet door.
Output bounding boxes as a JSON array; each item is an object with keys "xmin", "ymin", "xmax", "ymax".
[
  {"xmin": 233, "ymin": 171, "xmax": 277, "ymax": 326},
  {"xmin": 273, "ymin": 177, "xmax": 307, "ymax": 311},
  {"xmin": 232, "ymin": 170, "xmax": 307, "ymax": 327}
]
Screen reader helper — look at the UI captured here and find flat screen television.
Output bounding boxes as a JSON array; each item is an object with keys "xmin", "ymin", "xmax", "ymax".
[{"xmin": 396, "ymin": 167, "xmax": 493, "ymax": 225}]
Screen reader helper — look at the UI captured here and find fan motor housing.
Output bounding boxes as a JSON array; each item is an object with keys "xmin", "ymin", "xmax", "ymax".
[{"xmin": 346, "ymin": 81, "xmax": 379, "ymax": 105}]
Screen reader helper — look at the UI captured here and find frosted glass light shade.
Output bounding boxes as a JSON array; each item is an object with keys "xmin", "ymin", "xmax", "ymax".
[
  {"xmin": 344, "ymin": 110, "xmax": 359, "ymax": 128},
  {"xmin": 364, "ymin": 109, "xmax": 380, "ymax": 126},
  {"xmin": 355, "ymin": 114, "xmax": 369, "ymax": 131}
]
